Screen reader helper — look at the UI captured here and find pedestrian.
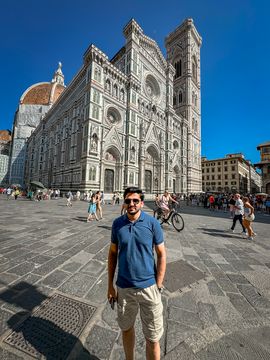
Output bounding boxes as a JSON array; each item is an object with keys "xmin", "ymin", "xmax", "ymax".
[
  {"xmin": 230, "ymin": 194, "xmax": 246, "ymax": 234},
  {"xmin": 209, "ymin": 194, "xmax": 215, "ymax": 211},
  {"xmin": 96, "ymin": 190, "xmax": 103, "ymax": 219},
  {"xmin": 6, "ymin": 186, "xmax": 12, "ymax": 200},
  {"xmin": 14, "ymin": 188, "xmax": 20, "ymax": 200},
  {"xmin": 242, "ymin": 197, "xmax": 256, "ymax": 240},
  {"xmin": 100, "ymin": 191, "xmax": 105, "ymax": 205},
  {"xmin": 229, "ymin": 194, "xmax": 235, "ymax": 218},
  {"xmin": 87, "ymin": 193, "xmax": 98, "ymax": 221},
  {"xmin": 66, "ymin": 191, "xmax": 73, "ymax": 207},
  {"xmin": 107, "ymin": 187, "xmax": 166, "ymax": 360},
  {"xmin": 76, "ymin": 190, "xmax": 81, "ymax": 201}
]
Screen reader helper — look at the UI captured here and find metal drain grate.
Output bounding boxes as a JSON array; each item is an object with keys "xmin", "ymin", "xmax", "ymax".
[
  {"xmin": 4, "ymin": 293, "xmax": 96, "ymax": 359},
  {"xmin": 164, "ymin": 259, "xmax": 206, "ymax": 292}
]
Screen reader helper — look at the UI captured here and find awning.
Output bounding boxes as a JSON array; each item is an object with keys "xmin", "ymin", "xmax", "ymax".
[{"xmin": 30, "ymin": 181, "xmax": 45, "ymax": 189}]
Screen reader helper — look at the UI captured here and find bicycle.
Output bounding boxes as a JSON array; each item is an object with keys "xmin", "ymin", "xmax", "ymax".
[{"xmin": 153, "ymin": 206, "xmax": 184, "ymax": 232}]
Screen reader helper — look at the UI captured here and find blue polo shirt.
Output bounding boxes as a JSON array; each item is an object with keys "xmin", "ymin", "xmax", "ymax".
[{"xmin": 111, "ymin": 211, "xmax": 164, "ymax": 289}]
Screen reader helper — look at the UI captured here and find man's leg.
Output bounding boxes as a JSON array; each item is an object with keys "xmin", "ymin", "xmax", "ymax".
[
  {"xmin": 146, "ymin": 339, "xmax": 160, "ymax": 360},
  {"xmin": 122, "ymin": 327, "xmax": 135, "ymax": 360},
  {"xmin": 238, "ymin": 215, "xmax": 246, "ymax": 232},
  {"xmin": 231, "ymin": 215, "xmax": 237, "ymax": 230}
]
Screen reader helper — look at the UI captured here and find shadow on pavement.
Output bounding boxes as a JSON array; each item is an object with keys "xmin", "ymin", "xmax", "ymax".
[
  {"xmin": 73, "ymin": 216, "xmax": 87, "ymax": 222},
  {"xmin": 0, "ymin": 281, "xmax": 99, "ymax": 360}
]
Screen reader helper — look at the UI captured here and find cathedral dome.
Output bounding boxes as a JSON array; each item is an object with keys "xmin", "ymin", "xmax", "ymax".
[
  {"xmin": 19, "ymin": 62, "xmax": 65, "ymax": 106},
  {"xmin": 20, "ymin": 82, "xmax": 65, "ymax": 105}
]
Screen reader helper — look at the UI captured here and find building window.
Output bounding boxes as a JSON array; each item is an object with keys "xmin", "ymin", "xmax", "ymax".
[
  {"xmin": 207, "ymin": 168, "xmax": 209, "ymax": 173},
  {"xmin": 232, "ymin": 166, "xmax": 235, "ymax": 171},
  {"xmin": 211, "ymin": 168, "xmax": 215, "ymax": 172},
  {"xmin": 232, "ymin": 174, "xmax": 235, "ymax": 179},
  {"xmin": 179, "ymin": 91, "xmax": 183, "ymax": 103},
  {"xmin": 192, "ymin": 57, "xmax": 197, "ymax": 82},
  {"xmin": 174, "ymin": 59, "xmax": 182, "ymax": 78},
  {"xmin": 173, "ymin": 95, "xmax": 176, "ymax": 106},
  {"xmin": 224, "ymin": 166, "xmax": 228, "ymax": 171},
  {"xmin": 92, "ymin": 105, "xmax": 100, "ymax": 120},
  {"xmin": 225, "ymin": 174, "xmax": 228, "ymax": 179},
  {"xmin": 212, "ymin": 175, "xmax": 215, "ymax": 180}
]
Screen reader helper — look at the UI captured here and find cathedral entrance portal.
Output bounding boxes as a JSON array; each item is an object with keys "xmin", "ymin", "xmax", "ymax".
[
  {"xmin": 145, "ymin": 145, "xmax": 160, "ymax": 194},
  {"xmin": 145, "ymin": 170, "xmax": 152, "ymax": 193},
  {"xmin": 104, "ymin": 169, "xmax": 114, "ymax": 193}
]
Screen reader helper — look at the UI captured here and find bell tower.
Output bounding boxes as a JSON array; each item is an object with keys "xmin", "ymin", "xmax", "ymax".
[{"xmin": 165, "ymin": 19, "xmax": 202, "ymax": 192}]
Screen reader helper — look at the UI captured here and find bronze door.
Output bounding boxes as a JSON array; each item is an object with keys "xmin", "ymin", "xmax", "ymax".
[
  {"xmin": 145, "ymin": 170, "xmax": 152, "ymax": 193},
  {"xmin": 104, "ymin": 169, "xmax": 114, "ymax": 193}
]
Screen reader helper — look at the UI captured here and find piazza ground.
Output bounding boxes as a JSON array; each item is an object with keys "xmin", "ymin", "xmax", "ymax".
[{"xmin": 0, "ymin": 195, "xmax": 270, "ymax": 359}]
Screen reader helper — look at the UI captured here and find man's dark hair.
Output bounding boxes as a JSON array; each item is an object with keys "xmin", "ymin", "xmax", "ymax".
[{"xmin": 124, "ymin": 187, "xmax": 144, "ymax": 201}]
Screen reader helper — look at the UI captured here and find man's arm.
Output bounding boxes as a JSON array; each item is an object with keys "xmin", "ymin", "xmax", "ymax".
[
  {"xmin": 107, "ymin": 243, "xmax": 118, "ymax": 301},
  {"xmin": 155, "ymin": 243, "xmax": 166, "ymax": 288}
]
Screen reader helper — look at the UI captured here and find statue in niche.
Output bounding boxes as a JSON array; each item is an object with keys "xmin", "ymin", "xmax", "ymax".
[
  {"xmin": 130, "ymin": 146, "xmax": 136, "ymax": 162},
  {"xmin": 91, "ymin": 133, "xmax": 98, "ymax": 152}
]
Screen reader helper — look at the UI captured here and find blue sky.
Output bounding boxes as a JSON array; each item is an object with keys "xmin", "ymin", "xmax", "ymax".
[{"xmin": 0, "ymin": 0, "xmax": 269, "ymax": 164}]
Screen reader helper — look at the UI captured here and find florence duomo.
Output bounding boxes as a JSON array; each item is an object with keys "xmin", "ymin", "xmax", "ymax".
[{"xmin": 12, "ymin": 18, "xmax": 202, "ymax": 195}]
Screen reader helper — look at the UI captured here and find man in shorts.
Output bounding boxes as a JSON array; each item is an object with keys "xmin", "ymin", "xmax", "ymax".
[{"xmin": 107, "ymin": 187, "xmax": 166, "ymax": 360}]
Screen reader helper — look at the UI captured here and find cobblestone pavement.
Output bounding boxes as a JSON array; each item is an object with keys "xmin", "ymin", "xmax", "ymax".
[{"xmin": 0, "ymin": 195, "xmax": 270, "ymax": 359}]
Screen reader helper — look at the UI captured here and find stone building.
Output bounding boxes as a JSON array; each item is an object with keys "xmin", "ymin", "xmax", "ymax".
[
  {"xmin": 255, "ymin": 141, "xmax": 270, "ymax": 194},
  {"xmin": 25, "ymin": 18, "xmax": 202, "ymax": 195},
  {"xmin": 9, "ymin": 64, "xmax": 65, "ymax": 187},
  {"xmin": 201, "ymin": 153, "xmax": 261, "ymax": 194},
  {"xmin": 0, "ymin": 130, "xmax": 11, "ymax": 186}
]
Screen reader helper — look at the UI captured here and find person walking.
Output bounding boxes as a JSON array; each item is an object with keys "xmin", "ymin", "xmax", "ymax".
[
  {"xmin": 14, "ymin": 188, "xmax": 20, "ymax": 200},
  {"xmin": 107, "ymin": 187, "xmax": 166, "ymax": 360},
  {"xmin": 6, "ymin": 187, "xmax": 12, "ymax": 200},
  {"xmin": 66, "ymin": 191, "xmax": 73, "ymax": 207},
  {"xmin": 87, "ymin": 193, "xmax": 98, "ymax": 222},
  {"xmin": 242, "ymin": 197, "xmax": 256, "ymax": 240},
  {"xmin": 96, "ymin": 190, "xmax": 103, "ymax": 220},
  {"xmin": 229, "ymin": 194, "xmax": 236, "ymax": 218},
  {"xmin": 230, "ymin": 194, "xmax": 246, "ymax": 234}
]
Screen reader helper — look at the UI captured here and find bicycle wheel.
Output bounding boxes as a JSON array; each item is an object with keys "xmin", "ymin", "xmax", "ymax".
[
  {"xmin": 172, "ymin": 212, "xmax": 184, "ymax": 232},
  {"xmin": 153, "ymin": 208, "xmax": 164, "ymax": 225}
]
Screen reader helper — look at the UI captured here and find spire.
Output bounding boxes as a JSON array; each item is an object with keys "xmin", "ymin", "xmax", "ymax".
[{"xmin": 52, "ymin": 62, "xmax": 64, "ymax": 85}]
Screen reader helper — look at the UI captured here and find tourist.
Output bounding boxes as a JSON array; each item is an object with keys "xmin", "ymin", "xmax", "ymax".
[
  {"xmin": 230, "ymin": 194, "xmax": 246, "ymax": 234},
  {"xmin": 242, "ymin": 197, "xmax": 256, "ymax": 240},
  {"xmin": 107, "ymin": 187, "xmax": 166, "ymax": 360},
  {"xmin": 66, "ymin": 191, "xmax": 73, "ymax": 207},
  {"xmin": 96, "ymin": 190, "xmax": 103, "ymax": 220},
  {"xmin": 87, "ymin": 193, "xmax": 98, "ymax": 222}
]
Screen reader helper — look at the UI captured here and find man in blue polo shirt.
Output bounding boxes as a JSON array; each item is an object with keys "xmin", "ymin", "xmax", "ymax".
[{"xmin": 107, "ymin": 187, "xmax": 166, "ymax": 360}]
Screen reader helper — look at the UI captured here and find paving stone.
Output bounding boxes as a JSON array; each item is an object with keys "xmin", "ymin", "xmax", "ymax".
[
  {"xmin": 0, "ymin": 347, "xmax": 24, "ymax": 360},
  {"xmin": 40, "ymin": 269, "xmax": 71, "ymax": 288},
  {"xmin": 59, "ymin": 273, "xmax": 96, "ymax": 297},
  {"xmin": 84, "ymin": 237, "xmax": 109, "ymax": 254},
  {"xmin": 0, "ymin": 273, "xmax": 19, "ymax": 289},
  {"xmin": 197, "ymin": 338, "xmax": 246, "ymax": 359},
  {"xmin": 216, "ymin": 278, "xmax": 239, "ymax": 293},
  {"xmin": 164, "ymin": 340, "xmax": 199, "ymax": 359},
  {"xmin": 30, "ymin": 254, "xmax": 53, "ymax": 265},
  {"xmin": 207, "ymin": 280, "xmax": 224, "ymax": 296},
  {"xmin": 32, "ymin": 255, "xmax": 70, "ymax": 276},
  {"xmin": 80, "ymin": 259, "xmax": 106, "ymax": 277},
  {"xmin": 230, "ymin": 261, "xmax": 254, "ymax": 271},
  {"xmin": 83, "ymin": 325, "xmax": 118, "ymax": 359},
  {"xmin": 168, "ymin": 291, "xmax": 197, "ymax": 312},
  {"xmin": 226, "ymin": 273, "xmax": 251, "ymax": 285},
  {"xmin": 6, "ymin": 262, "xmax": 36, "ymax": 276},
  {"xmin": 165, "ymin": 319, "xmax": 197, "ymax": 353},
  {"xmin": 85, "ymin": 272, "xmax": 108, "ymax": 304},
  {"xmin": 168, "ymin": 306, "xmax": 203, "ymax": 328},
  {"xmin": 197, "ymin": 302, "xmax": 220, "ymax": 327},
  {"xmin": 60, "ymin": 261, "xmax": 82, "ymax": 273},
  {"xmin": 237, "ymin": 284, "xmax": 270, "ymax": 310},
  {"xmin": 227, "ymin": 293, "xmax": 260, "ymax": 319}
]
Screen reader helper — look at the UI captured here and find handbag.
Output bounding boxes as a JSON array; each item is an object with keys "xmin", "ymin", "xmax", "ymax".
[{"xmin": 246, "ymin": 213, "xmax": 255, "ymax": 221}]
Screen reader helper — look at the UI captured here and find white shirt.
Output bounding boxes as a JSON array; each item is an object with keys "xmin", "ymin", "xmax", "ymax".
[{"xmin": 235, "ymin": 199, "xmax": 244, "ymax": 215}]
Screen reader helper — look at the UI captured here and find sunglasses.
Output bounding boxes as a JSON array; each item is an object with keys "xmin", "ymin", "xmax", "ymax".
[{"xmin": 124, "ymin": 198, "xmax": 141, "ymax": 205}]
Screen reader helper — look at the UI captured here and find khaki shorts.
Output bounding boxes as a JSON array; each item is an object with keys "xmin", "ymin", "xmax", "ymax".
[{"xmin": 116, "ymin": 284, "xmax": 163, "ymax": 342}]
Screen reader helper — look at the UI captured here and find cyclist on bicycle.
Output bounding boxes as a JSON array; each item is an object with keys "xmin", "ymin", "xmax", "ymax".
[{"xmin": 159, "ymin": 190, "xmax": 178, "ymax": 221}]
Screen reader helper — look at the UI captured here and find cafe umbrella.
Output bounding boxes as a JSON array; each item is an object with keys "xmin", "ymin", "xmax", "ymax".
[{"xmin": 30, "ymin": 181, "xmax": 46, "ymax": 189}]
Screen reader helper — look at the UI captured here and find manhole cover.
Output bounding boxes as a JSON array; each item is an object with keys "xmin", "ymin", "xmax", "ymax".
[
  {"xmin": 163, "ymin": 260, "xmax": 206, "ymax": 292},
  {"xmin": 4, "ymin": 293, "xmax": 96, "ymax": 359}
]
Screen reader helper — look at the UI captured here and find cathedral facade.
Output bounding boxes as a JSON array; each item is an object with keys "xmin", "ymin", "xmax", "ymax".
[{"xmin": 25, "ymin": 18, "xmax": 202, "ymax": 195}]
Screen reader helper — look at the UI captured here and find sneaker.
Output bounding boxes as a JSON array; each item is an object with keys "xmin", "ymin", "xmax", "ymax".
[
  {"xmin": 252, "ymin": 233, "xmax": 257, "ymax": 237},
  {"xmin": 231, "ymin": 229, "xmax": 235, "ymax": 233},
  {"xmin": 247, "ymin": 236, "xmax": 254, "ymax": 240}
]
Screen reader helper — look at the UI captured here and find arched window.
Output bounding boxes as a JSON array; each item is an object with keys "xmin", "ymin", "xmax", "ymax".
[
  {"xmin": 173, "ymin": 95, "xmax": 176, "ymax": 106},
  {"xmin": 192, "ymin": 57, "xmax": 197, "ymax": 82},
  {"xmin": 113, "ymin": 84, "xmax": 118, "ymax": 98},
  {"xmin": 174, "ymin": 59, "xmax": 182, "ymax": 79},
  {"xmin": 178, "ymin": 91, "xmax": 183, "ymax": 103}
]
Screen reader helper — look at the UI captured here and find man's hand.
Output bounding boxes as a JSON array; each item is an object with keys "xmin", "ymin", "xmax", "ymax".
[{"xmin": 107, "ymin": 285, "xmax": 117, "ymax": 303}]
